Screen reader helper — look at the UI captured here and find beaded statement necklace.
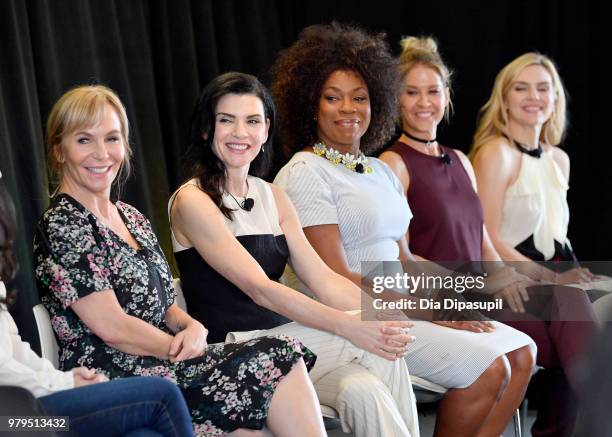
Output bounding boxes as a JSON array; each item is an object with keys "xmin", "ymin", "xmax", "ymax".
[{"xmin": 313, "ymin": 141, "xmax": 373, "ymax": 174}]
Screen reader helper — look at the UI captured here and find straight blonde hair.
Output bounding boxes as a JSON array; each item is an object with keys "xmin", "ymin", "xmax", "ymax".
[
  {"xmin": 46, "ymin": 85, "xmax": 132, "ymax": 194},
  {"xmin": 470, "ymin": 52, "xmax": 567, "ymax": 159}
]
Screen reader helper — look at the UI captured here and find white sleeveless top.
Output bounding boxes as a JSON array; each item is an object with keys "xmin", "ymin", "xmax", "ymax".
[
  {"xmin": 274, "ymin": 152, "xmax": 412, "ymax": 271},
  {"xmin": 499, "ymin": 149, "xmax": 571, "ymax": 260},
  {"xmin": 274, "ymin": 152, "xmax": 411, "ymax": 295},
  {"xmin": 168, "ymin": 176, "xmax": 283, "ymax": 253}
]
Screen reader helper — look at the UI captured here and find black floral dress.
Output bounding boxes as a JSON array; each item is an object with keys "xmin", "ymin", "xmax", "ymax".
[{"xmin": 34, "ymin": 194, "xmax": 316, "ymax": 436}]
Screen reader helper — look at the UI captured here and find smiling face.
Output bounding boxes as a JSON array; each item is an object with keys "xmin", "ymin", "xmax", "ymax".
[
  {"xmin": 505, "ymin": 64, "xmax": 555, "ymax": 128},
  {"xmin": 211, "ymin": 93, "xmax": 270, "ymax": 171},
  {"xmin": 56, "ymin": 103, "xmax": 126, "ymax": 197},
  {"xmin": 400, "ymin": 64, "xmax": 448, "ymax": 139},
  {"xmin": 316, "ymin": 70, "xmax": 371, "ymax": 153}
]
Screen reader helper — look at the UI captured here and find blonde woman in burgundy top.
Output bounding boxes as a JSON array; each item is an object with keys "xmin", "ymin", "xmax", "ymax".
[{"xmin": 382, "ymin": 41, "xmax": 595, "ymax": 437}]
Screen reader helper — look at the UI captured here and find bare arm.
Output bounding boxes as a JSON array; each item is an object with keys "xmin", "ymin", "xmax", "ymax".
[
  {"xmin": 379, "ymin": 151, "xmax": 410, "ymax": 195},
  {"xmin": 271, "ymin": 184, "xmax": 360, "ymax": 311},
  {"xmin": 170, "ymin": 185, "xmax": 414, "ymax": 360},
  {"xmin": 472, "ymin": 139, "xmax": 533, "ymax": 263},
  {"xmin": 70, "ymin": 290, "xmax": 174, "ymax": 360},
  {"xmin": 170, "ymin": 185, "xmax": 350, "ymax": 330},
  {"xmin": 470, "ymin": 139, "xmax": 572, "ymax": 286},
  {"xmin": 302, "ymin": 221, "xmax": 423, "ymax": 305},
  {"xmin": 455, "ymin": 149, "xmax": 504, "ymax": 264},
  {"xmin": 302, "ymin": 224, "xmax": 362, "ymax": 287},
  {"xmin": 380, "ymin": 151, "xmax": 414, "ymax": 254},
  {"xmin": 165, "ymin": 302, "xmax": 198, "ymax": 333},
  {"xmin": 164, "ymin": 302, "xmax": 209, "ymax": 361}
]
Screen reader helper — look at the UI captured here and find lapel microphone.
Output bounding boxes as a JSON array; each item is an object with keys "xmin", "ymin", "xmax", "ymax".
[{"xmin": 242, "ymin": 198, "xmax": 255, "ymax": 211}]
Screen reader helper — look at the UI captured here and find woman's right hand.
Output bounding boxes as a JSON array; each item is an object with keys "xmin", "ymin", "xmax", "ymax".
[
  {"xmin": 72, "ymin": 366, "xmax": 108, "ymax": 387},
  {"xmin": 343, "ymin": 317, "xmax": 415, "ymax": 361},
  {"xmin": 168, "ymin": 320, "xmax": 208, "ymax": 363}
]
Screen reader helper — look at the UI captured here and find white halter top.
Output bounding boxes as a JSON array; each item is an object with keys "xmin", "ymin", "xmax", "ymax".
[{"xmin": 499, "ymin": 149, "xmax": 571, "ymax": 260}]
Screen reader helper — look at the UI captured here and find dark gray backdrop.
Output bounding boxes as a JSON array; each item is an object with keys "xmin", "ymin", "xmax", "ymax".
[{"xmin": 1, "ymin": 0, "xmax": 608, "ymax": 351}]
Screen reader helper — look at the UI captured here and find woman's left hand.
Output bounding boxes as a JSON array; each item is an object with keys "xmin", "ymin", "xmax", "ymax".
[
  {"xmin": 433, "ymin": 320, "xmax": 496, "ymax": 333},
  {"xmin": 168, "ymin": 320, "xmax": 208, "ymax": 362}
]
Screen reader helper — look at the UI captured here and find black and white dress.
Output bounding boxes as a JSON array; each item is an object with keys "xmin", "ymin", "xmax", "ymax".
[
  {"xmin": 171, "ymin": 177, "xmax": 291, "ymax": 343},
  {"xmin": 170, "ymin": 176, "xmax": 419, "ymax": 437}
]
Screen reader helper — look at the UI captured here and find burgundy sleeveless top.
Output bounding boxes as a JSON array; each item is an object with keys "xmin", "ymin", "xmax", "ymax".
[{"xmin": 388, "ymin": 141, "xmax": 483, "ymax": 262}]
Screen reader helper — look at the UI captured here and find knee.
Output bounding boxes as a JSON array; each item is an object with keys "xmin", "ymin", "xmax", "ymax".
[
  {"xmin": 336, "ymin": 371, "xmax": 388, "ymax": 408},
  {"xmin": 508, "ymin": 344, "xmax": 537, "ymax": 376},
  {"xmin": 554, "ymin": 285, "xmax": 591, "ymax": 307},
  {"xmin": 142, "ymin": 376, "xmax": 183, "ymax": 405},
  {"xmin": 482, "ymin": 356, "xmax": 511, "ymax": 397}
]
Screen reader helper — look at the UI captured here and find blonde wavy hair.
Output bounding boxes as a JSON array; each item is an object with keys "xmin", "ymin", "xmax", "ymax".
[
  {"xmin": 398, "ymin": 35, "xmax": 453, "ymax": 120},
  {"xmin": 470, "ymin": 52, "xmax": 567, "ymax": 159},
  {"xmin": 46, "ymin": 85, "xmax": 132, "ymax": 194}
]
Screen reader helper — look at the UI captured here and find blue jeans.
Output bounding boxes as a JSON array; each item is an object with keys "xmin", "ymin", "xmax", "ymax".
[{"xmin": 39, "ymin": 376, "xmax": 193, "ymax": 437}]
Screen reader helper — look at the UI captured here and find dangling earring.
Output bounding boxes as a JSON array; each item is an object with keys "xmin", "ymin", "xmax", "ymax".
[{"xmin": 262, "ymin": 146, "xmax": 265, "ymax": 153}]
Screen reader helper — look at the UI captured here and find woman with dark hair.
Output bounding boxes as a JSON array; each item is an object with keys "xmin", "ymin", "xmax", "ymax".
[
  {"xmin": 1, "ymin": 171, "xmax": 195, "ymax": 437},
  {"xmin": 33, "ymin": 85, "xmax": 324, "ymax": 437},
  {"xmin": 272, "ymin": 23, "xmax": 536, "ymax": 437},
  {"xmin": 170, "ymin": 71, "xmax": 419, "ymax": 437}
]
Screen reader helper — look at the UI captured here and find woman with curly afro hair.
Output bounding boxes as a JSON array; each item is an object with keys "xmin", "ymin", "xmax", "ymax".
[
  {"xmin": 273, "ymin": 23, "xmax": 536, "ymax": 437},
  {"xmin": 271, "ymin": 23, "xmax": 399, "ymax": 159}
]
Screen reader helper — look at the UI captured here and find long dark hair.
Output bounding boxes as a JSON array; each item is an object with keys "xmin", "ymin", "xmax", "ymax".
[
  {"xmin": 182, "ymin": 72, "xmax": 275, "ymax": 220},
  {"xmin": 0, "ymin": 177, "xmax": 17, "ymax": 307}
]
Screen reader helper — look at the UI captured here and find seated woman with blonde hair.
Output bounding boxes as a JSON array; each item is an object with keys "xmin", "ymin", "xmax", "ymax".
[
  {"xmin": 33, "ymin": 84, "xmax": 325, "ymax": 437},
  {"xmin": 469, "ymin": 52, "xmax": 597, "ymax": 437},
  {"xmin": 1, "ymin": 171, "xmax": 194, "ymax": 437},
  {"xmin": 470, "ymin": 52, "xmax": 592, "ymax": 274}
]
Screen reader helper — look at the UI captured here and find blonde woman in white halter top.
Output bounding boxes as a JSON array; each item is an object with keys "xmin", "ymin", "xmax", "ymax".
[
  {"xmin": 470, "ymin": 52, "xmax": 595, "ymax": 285},
  {"xmin": 469, "ymin": 52, "xmax": 602, "ymax": 437}
]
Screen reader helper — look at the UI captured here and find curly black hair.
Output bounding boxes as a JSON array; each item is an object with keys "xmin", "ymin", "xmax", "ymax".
[{"xmin": 270, "ymin": 22, "xmax": 401, "ymax": 158}]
